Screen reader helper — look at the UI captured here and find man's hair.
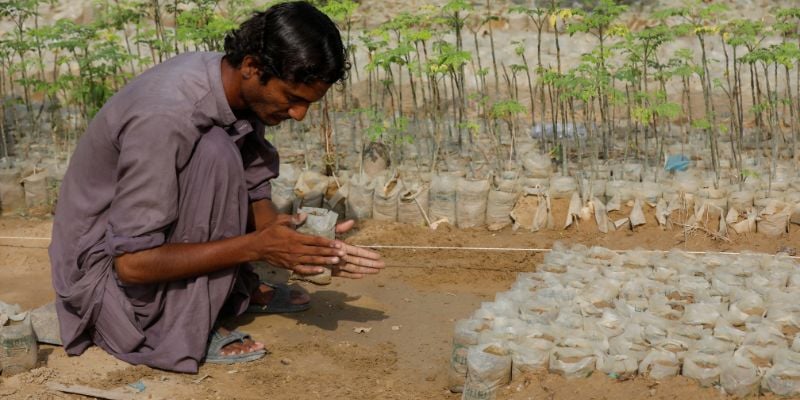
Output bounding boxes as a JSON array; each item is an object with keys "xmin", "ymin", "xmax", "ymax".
[{"xmin": 224, "ymin": 1, "xmax": 349, "ymax": 85}]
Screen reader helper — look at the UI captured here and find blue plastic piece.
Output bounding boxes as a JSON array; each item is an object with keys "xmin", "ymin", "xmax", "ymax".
[
  {"xmin": 128, "ymin": 381, "xmax": 146, "ymax": 393},
  {"xmin": 664, "ymin": 154, "xmax": 690, "ymax": 172}
]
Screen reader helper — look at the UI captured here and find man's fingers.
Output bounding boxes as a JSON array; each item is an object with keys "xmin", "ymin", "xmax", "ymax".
[
  {"xmin": 337, "ymin": 263, "xmax": 381, "ymax": 275},
  {"xmin": 335, "ymin": 219, "xmax": 355, "ymax": 234},
  {"xmin": 332, "ymin": 270, "xmax": 363, "ymax": 279},
  {"xmin": 297, "ymin": 255, "xmax": 340, "ymax": 265},
  {"xmin": 341, "ymin": 243, "xmax": 382, "ymax": 260},
  {"xmin": 341, "ymin": 254, "xmax": 385, "ymax": 269},
  {"xmin": 292, "ymin": 265, "xmax": 328, "ymax": 275}
]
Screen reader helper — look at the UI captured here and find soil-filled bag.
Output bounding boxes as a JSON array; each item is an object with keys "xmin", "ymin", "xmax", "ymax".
[
  {"xmin": 637, "ymin": 181, "xmax": 662, "ymax": 204},
  {"xmin": 521, "ymin": 152, "xmax": 552, "ymax": 178},
  {"xmin": 486, "ymin": 178, "xmax": 518, "ymax": 231},
  {"xmin": 429, "ymin": 175, "xmax": 458, "ymax": 224},
  {"xmin": 682, "ymin": 350, "xmax": 730, "ymax": 387},
  {"xmin": 549, "ymin": 175, "xmax": 577, "ymax": 199},
  {"xmin": 293, "ymin": 170, "xmax": 328, "ymax": 211},
  {"xmin": 462, "ymin": 343, "xmax": 511, "ymax": 400},
  {"xmin": 448, "ymin": 319, "xmax": 482, "ymax": 393},
  {"xmin": 289, "ymin": 207, "xmax": 338, "ymax": 285},
  {"xmin": 510, "ymin": 338, "xmax": 554, "ymax": 379},
  {"xmin": 345, "ymin": 174, "xmax": 374, "ymax": 221},
  {"xmin": 270, "ymin": 163, "xmax": 299, "ymax": 214},
  {"xmin": 22, "ymin": 173, "xmax": 49, "ymax": 216},
  {"xmin": 721, "ymin": 352, "xmax": 762, "ymax": 398},
  {"xmin": 324, "ymin": 186, "xmax": 347, "ymax": 223},
  {"xmin": 639, "ymin": 348, "xmax": 681, "ymax": 380},
  {"xmin": 549, "ymin": 346, "xmax": 597, "ymax": 378},
  {"xmin": 763, "ymin": 350, "xmax": 800, "ymax": 396},
  {"xmin": 373, "ymin": 174, "xmax": 401, "ymax": 222},
  {"xmin": 728, "ymin": 190, "xmax": 755, "ymax": 211},
  {"xmin": 758, "ymin": 202, "xmax": 791, "ymax": 237},
  {"xmin": 0, "ymin": 168, "xmax": 25, "ymax": 216},
  {"xmin": 456, "ymin": 178, "xmax": 490, "ymax": 229},
  {"xmin": 398, "ymin": 181, "xmax": 430, "ymax": 226},
  {"xmin": 605, "ymin": 180, "xmax": 635, "ymax": 203},
  {"xmin": 597, "ymin": 353, "xmax": 639, "ymax": 379},
  {"xmin": 0, "ymin": 313, "xmax": 38, "ymax": 376}
]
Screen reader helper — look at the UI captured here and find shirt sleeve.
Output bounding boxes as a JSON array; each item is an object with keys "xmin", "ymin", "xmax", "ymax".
[
  {"xmin": 105, "ymin": 113, "xmax": 199, "ymax": 257},
  {"xmin": 239, "ymin": 130, "xmax": 280, "ymax": 202}
]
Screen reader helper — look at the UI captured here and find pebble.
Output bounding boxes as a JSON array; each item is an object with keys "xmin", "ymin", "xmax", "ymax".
[{"xmin": 280, "ymin": 358, "xmax": 292, "ymax": 365}]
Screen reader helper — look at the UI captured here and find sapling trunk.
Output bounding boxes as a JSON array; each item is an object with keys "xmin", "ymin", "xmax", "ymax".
[
  {"xmin": 761, "ymin": 61, "xmax": 777, "ymax": 195},
  {"xmin": 698, "ymin": 35, "xmax": 720, "ymax": 185},
  {"xmin": 623, "ymin": 83, "xmax": 632, "ymax": 163},
  {"xmin": 520, "ymin": 52, "xmax": 535, "ymax": 127},
  {"xmin": 785, "ymin": 64, "xmax": 797, "ymax": 161},
  {"xmin": 486, "ymin": 0, "xmax": 499, "ymax": 97}
]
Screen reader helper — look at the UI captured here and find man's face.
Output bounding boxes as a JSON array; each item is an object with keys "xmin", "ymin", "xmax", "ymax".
[{"xmin": 240, "ymin": 72, "xmax": 331, "ymax": 126}]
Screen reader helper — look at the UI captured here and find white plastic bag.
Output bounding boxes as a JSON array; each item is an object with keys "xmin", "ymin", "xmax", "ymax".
[
  {"xmin": 548, "ymin": 346, "xmax": 596, "ymax": 378},
  {"xmin": 462, "ymin": 343, "xmax": 512, "ymax": 400},
  {"xmin": 721, "ymin": 353, "xmax": 762, "ymax": 398},
  {"xmin": 639, "ymin": 348, "xmax": 680, "ymax": 380}
]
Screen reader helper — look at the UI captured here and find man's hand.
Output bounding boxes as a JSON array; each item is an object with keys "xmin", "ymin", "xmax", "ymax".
[
  {"xmin": 329, "ymin": 220, "xmax": 385, "ymax": 279},
  {"xmin": 254, "ymin": 214, "xmax": 345, "ymax": 276}
]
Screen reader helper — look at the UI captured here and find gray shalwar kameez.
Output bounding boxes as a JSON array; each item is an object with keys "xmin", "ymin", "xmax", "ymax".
[{"xmin": 49, "ymin": 52, "xmax": 278, "ymax": 373}]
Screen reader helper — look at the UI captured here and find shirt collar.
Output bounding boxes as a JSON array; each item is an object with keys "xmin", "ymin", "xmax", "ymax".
[{"xmin": 206, "ymin": 52, "xmax": 238, "ymax": 127}]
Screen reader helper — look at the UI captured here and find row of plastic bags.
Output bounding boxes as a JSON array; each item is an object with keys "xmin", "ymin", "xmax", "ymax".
[
  {"xmin": 266, "ymin": 163, "xmax": 800, "ymax": 238},
  {"xmin": 450, "ymin": 244, "xmax": 800, "ymax": 399}
]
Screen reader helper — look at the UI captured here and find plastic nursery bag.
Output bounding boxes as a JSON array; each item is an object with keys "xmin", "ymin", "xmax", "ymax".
[
  {"xmin": 456, "ymin": 178, "xmax": 490, "ymax": 229},
  {"xmin": 639, "ymin": 348, "xmax": 680, "ymax": 380},
  {"xmin": 762, "ymin": 350, "xmax": 800, "ymax": 396},
  {"xmin": 288, "ymin": 207, "xmax": 337, "ymax": 285},
  {"xmin": 721, "ymin": 353, "xmax": 762, "ymax": 398},
  {"xmin": 597, "ymin": 353, "xmax": 639, "ymax": 379},
  {"xmin": 509, "ymin": 338, "xmax": 554, "ymax": 380},
  {"xmin": 372, "ymin": 174, "xmax": 401, "ymax": 222},
  {"xmin": 548, "ymin": 346, "xmax": 596, "ymax": 379},
  {"xmin": 345, "ymin": 174, "xmax": 374, "ymax": 220},
  {"xmin": 682, "ymin": 351, "xmax": 730, "ymax": 387},
  {"xmin": 462, "ymin": 343, "xmax": 512, "ymax": 400},
  {"xmin": 293, "ymin": 170, "xmax": 328, "ymax": 210},
  {"xmin": 449, "ymin": 319, "xmax": 482, "ymax": 393}
]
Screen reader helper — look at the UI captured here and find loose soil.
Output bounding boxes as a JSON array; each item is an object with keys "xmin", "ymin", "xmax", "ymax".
[{"xmin": 0, "ymin": 209, "xmax": 798, "ymax": 399}]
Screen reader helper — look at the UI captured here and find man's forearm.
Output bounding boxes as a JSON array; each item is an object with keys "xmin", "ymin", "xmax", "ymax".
[{"xmin": 114, "ymin": 234, "xmax": 261, "ymax": 285}]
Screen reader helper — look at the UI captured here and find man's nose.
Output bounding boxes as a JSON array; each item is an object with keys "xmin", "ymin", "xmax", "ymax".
[{"xmin": 288, "ymin": 104, "xmax": 310, "ymax": 121}]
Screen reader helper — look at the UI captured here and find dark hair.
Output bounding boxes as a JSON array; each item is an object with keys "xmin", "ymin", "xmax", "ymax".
[{"xmin": 224, "ymin": 1, "xmax": 349, "ymax": 85}]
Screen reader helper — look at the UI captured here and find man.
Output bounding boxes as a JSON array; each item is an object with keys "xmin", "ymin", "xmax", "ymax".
[{"xmin": 49, "ymin": 1, "xmax": 384, "ymax": 373}]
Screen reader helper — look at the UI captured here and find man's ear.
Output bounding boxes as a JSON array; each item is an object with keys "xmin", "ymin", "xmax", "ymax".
[{"xmin": 241, "ymin": 55, "xmax": 261, "ymax": 80}]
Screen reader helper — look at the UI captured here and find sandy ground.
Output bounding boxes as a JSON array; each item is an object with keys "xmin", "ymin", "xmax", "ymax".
[{"xmin": 1, "ymin": 205, "xmax": 799, "ymax": 399}]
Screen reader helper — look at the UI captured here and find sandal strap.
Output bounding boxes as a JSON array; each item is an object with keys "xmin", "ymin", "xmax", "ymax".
[{"xmin": 208, "ymin": 329, "xmax": 250, "ymax": 355}]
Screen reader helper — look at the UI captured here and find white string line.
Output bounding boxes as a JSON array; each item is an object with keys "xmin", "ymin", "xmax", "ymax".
[
  {"xmin": 0, "ymin": 237, "xmax": 796, "ymax": 261},
  {"xmin": 361, "ymin": 245, "xmax": 800, "ymax": 259}
]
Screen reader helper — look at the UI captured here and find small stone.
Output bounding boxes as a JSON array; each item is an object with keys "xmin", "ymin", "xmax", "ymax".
[
  {"xmin": 280, "ymin": 358, "xmax": 292, "ymax": 365},
  {"xmin": 391, "ymin": 325, "xmax": 401, "ymax": 331},
  {"xmin": 649, "ymin": 389, "xmax": 656, "ymax": 396}
]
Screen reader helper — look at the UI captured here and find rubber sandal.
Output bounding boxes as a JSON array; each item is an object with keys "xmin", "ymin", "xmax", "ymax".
[
  {"xmin": 245, "ymin": 282, "xmax": 311, "ymax": 314},
  {"xmin": 205, "ymin": 329, "xmax": 266, "ymax": 364}
]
